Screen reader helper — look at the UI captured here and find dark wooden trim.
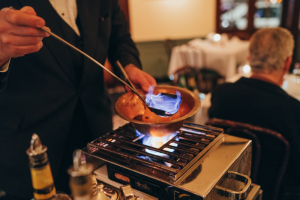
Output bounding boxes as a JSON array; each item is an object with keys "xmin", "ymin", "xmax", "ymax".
[
  {"xmin": 216, "ymin": 0, "xmax": 221, "ymax": 33},
  {"xmin": 281, "ymin": 0, "xmax": 300, "ymax": 72},
  {"xmin": 247, "ymin": 0, "xmax": 256, "ymax": 33}
]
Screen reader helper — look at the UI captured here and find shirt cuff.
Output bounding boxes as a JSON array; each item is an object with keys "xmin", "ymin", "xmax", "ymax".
[{"xmin": 0, "ymin": 58, "xmax": 10, "ymax": 73}]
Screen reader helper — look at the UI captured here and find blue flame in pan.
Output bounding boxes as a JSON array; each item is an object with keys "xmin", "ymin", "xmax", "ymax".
[{"xmin": 145, "ymin": 86, "xmax": 182, "ymax": 115}]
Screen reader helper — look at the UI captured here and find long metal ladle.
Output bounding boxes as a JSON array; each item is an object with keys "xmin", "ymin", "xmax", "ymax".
[
  {"xmin": 38, "ymin": 27, "xmax": 141, "ymax": 98},
  {"xmin": 14, "ymin": 10, "xmax": 176, "ymax": 117}
]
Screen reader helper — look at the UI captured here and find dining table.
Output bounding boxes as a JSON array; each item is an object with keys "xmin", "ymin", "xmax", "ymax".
[{"xmin": 168, "ymin": 35, "xmax": 250, "ymax": 80}]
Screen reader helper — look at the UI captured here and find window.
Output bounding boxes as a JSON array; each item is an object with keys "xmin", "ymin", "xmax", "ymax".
[
  {"xmin": 219, "ymin": 0, "xmax": 249, "ymax": 30},
  {"xmin": 216, "ymin": 0, "xmax": 283, "ymax": 39},
  {"xmin": 254, "ymin": 0, "xmax": 282, "ymax": 28}
]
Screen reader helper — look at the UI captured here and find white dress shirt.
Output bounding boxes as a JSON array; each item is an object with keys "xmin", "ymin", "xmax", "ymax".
[
  {"xmin": 0, "ymin": 0, "xmax": 79, "ymax": 72},
  {"xmin": 49, "ymin": 0, "xmax": 80, "ymax": 36}
]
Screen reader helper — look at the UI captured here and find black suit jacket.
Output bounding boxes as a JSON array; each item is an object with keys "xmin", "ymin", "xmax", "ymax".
[
  {"xmin": 0, "ymin": 70, "xmax": 8, "ymax": 91},
  {"xmin": 0, "ymin": 0, "xmax": 141, "ymax": 198}
]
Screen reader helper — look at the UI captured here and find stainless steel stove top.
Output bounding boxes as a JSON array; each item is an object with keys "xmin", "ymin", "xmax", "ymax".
[
  {"xmin": 82, "ymin": 123, "xmax": 256, "ymax": 200},
  {"xmin": 85, "ymin": 134, "xmax": 255, "ymax": 200},
  {"xmin": 84, "ymin": 122, "xmax": 224, "ymax": 184}
]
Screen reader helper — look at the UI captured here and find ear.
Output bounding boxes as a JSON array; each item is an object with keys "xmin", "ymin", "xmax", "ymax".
[{"xmin": 283, "ymin": 56, "xmax": 292, "ymax": 73}]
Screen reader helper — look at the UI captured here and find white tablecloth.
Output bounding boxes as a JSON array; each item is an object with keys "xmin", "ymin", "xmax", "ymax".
[{"xmin": 168, "ymin": 37, "xmax": 249, "ymax": 79}]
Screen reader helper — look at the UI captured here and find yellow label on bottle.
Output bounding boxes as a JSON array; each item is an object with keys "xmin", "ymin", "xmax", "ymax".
[{"xmin": 30, "ymin": 164, "xmax": 56, "ymax": 200}]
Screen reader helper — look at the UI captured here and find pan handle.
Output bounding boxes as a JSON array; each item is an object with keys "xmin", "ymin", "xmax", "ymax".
[{"xmin": 215, "ymin": 171, "xmax": 252, "ymax": 200}]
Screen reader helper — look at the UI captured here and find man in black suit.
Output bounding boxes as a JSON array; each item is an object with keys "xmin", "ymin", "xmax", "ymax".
[
  {"xmin": 209, "ymin": 27, "xmax": 300, "ymax": 199},
  {"xmin": 0, "ymin": 1, "xmax": 156, "ymax": 199}
]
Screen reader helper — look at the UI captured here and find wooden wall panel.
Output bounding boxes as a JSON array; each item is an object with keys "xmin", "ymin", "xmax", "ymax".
[{"xmin": 281, "ymin": 0, "xmax": 300, "ymax": 70}]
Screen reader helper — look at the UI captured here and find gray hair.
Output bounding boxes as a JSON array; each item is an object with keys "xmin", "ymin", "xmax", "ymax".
[{"xmin": 249, "ymin": 27, "xmax": 294, "ymax": 72}]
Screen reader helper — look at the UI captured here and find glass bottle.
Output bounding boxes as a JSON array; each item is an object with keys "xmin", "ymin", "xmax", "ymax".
[
  {"xmin": 27, "ymin": 133, "xmax": 71, "ymax": 200},
  {"xmin": 68, "ymin": 150, "xmax": 107, "ymax": 200}
]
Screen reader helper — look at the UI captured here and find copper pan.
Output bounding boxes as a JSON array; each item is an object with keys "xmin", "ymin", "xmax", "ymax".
[{"xmin": 115, "ymin": 85, "xmax": 201, "ymax": 137}]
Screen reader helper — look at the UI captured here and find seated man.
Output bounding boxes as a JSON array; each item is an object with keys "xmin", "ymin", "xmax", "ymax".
[{"xmin": 209, "ymin": 27, "xmax": 300, "ymax": 198}]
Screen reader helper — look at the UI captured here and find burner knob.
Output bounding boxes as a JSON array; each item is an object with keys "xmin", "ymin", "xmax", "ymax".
[
  {"xmin": 120, "ymin": 185, "xmax": 134, "ymax": 199},
  {"xmin": 120, "ymin": 185, "xmax": 143, "ymax": 200}
]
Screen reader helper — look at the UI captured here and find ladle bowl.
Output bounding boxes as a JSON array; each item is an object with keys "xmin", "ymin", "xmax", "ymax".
[{"xmin": 115, "ymin": 85, "xmax": 201, "ymax": 137}]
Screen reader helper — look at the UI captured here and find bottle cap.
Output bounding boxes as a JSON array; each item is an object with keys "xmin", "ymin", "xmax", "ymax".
[
  {"xmin": 68, "ymin": 150, "xmax": 93, "ymax": 197},
  {"xmin": 26, "ymin": 133, "xmax": 47, "ymax": 156},
  {"xmin": 68, "ymin": 150, "xmax": 93, "ymax": 178}
]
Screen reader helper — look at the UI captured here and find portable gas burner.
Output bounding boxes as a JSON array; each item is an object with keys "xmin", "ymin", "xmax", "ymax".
[{"xmin": 82, "ymin": 122, "xmax": 262, "ymax": 200}]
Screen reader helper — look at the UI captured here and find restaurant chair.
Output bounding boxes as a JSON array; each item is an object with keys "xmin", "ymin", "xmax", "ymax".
[
  {"xmin": 172, "ymin": 66, "xmax": 197, "ymax": 90},
  {"xmin": 205, "ymin": 118, "xmax": 290, "ymax": 200},
  {"xmin": 196, "ymin": 68, "xmax": 224, "ymax": 94},
  {"xmin": 172, "ymin": 66, "xmax": 224, "ymax": 94}
]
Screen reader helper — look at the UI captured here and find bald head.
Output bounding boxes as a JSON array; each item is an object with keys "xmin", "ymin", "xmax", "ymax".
[{"xmin": 249, "ymin": 27, "xmax": 294, "ymax": 73}]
